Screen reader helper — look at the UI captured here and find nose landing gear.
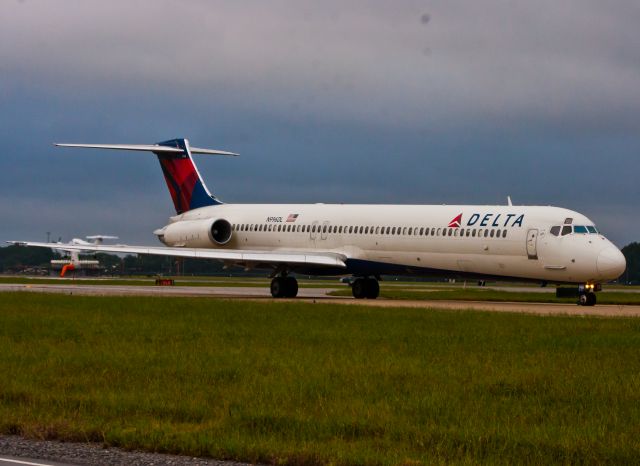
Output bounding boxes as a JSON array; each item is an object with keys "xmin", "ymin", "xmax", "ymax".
[
  {"xmin": 579, "ymin": 292, "xmax": 597, "ymax": 306},
  {"xmin": 578, "ymin": 283, "xmax": 599, "ymax": 306}
]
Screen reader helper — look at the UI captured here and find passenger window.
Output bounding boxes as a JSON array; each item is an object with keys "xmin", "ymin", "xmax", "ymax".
[
  {"xmin": 550, "ymin": 226, "xmax": 560, "ymax": 236},
  {"xmin": 448, "ymin": 229, "xmax": 453, "ymax": 236},
  {"xmin": 490, "ymin": 229, "xmax": 495, "ymax": 238},
  {"xmin": 460, "ymin": 228, "xmax": 464, "ymax": 236},
  {"xmin": 466, "ymin": 229, "xmax": 471, "ymax": 237},
  {"xmin": 484, "ymin": 230, "xmax": 489, "ymax": 238},
  {"xmin": 431, "ymin": 228, "xmax": 436, "ymax": 236},
  {"xmin": 561, "ymin": 225, "xmax": 572, "ymax": 236},
  {"xmin": 502, "ymin": 230, "xmax": 507, "ymax": 238},
  {"xmin": 436, "ymin": 228, "xmax": 441, "ymax": 236},
  {"xmin": 408, "ymin": 227, "xmax": 412, "ymax": 235},
  {"xmin": 574, "ymin": 226, "xmax": 588, "ymax": 234}
]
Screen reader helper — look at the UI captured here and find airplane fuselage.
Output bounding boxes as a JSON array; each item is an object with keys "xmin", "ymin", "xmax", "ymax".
[{"xmin": 157, "ymin": 203, "xmax": 625, "ymax": 284}]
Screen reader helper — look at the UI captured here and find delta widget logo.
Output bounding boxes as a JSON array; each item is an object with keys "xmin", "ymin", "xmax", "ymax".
[{"xmin": 448, "ymin": 213, "xmax": 462, "ymax": 228}]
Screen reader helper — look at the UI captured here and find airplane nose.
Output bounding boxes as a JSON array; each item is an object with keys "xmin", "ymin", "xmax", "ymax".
[{"xmin": 597, "ymin": 247, "xmax": 626, "ymax": 279}]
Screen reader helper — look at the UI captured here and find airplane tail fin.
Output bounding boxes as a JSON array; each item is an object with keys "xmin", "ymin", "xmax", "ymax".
[{"xmin": 55, "ymin": 138, "xmax": 238, "ymax": 214}]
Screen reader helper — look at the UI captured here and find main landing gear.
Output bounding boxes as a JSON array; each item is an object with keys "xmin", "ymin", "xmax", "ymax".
[
  {"xmin": 351, "ymin": 277, "xmax": 380, "ymax": 299},
  {"xmin": 270, "ymin": 275, "xmax": 298, "ymax": 298}
]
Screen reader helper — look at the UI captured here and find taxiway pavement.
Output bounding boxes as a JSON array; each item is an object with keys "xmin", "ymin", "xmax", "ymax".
[{"xmin": 2, "ymin": 283, "xmax": 639, "ymax": 317}]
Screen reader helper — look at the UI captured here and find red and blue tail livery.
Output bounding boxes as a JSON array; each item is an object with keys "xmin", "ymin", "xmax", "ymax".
[
  {"xmin": 153, "ymin": 139, "xmax": 222, "ymax": 214},
  {"xmin": 54, "ymin": 138, "xmax": 238, "ymax": 214}
]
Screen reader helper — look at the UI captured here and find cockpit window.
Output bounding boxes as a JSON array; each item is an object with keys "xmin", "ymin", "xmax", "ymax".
[
  {"xmin": 550, "ymin": 226, "xmax": 560, "ymax": 236},
  {"xmin": 573, "ymin": 225, "xmax": 588, "ymax": 234},
  {"xmin": 561, "ymin": 225, "xmax": 572, "ymax": 236},
  {"xmin": 587, "ymin": 226, "xmax": 598, "ymax": 234}
]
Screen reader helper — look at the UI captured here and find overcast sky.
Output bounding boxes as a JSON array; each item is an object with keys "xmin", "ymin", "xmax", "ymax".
[{"xmin": 1, "ymin": 0, "xmax": 638, "ymax": 246}]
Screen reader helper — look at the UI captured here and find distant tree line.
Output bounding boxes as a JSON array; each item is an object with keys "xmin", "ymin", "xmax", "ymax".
[{"xmin": 621, "ymin": 242, "xmax": 640, "ymax": 284}]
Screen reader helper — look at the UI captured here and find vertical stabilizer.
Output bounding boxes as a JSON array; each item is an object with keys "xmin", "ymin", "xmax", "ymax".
[{"xmin": 153, "ymin": 138, "xmax": 222, "ymax": 214}]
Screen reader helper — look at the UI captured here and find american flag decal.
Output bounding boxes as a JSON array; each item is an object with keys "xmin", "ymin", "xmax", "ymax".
[{"xmin": 286, "ymin": 213, "xmax": 299, "ymax": 222}]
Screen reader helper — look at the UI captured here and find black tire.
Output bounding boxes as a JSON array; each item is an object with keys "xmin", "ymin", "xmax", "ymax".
[
  {"xmin": 579, "ymin": 293, "xmax": 597, "ymax": 306},
  {"xmin": 365, "ymin": 278, "xmax": 379, "ymax": 299},
  {"xmin": 352, "ymin": 278, "xmax": 367, "ymax": 299},
  {"xmin": 285, "ymin": 277, "xmax": 298, "ymax": 298},
  {"xmin": 270, "ymin": 277, "xmax": 285, "ymax": 298}
]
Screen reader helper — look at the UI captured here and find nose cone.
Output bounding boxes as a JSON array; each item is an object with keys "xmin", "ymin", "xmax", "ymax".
[{"xmin": 597, "ymin": 247, "xmax": 626, "ymax": 279}]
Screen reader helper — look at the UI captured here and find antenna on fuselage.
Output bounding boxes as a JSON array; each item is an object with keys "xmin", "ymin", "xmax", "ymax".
[{"xmin": 507, "ymin": 196, "xmax": 513, "ymax": 206}]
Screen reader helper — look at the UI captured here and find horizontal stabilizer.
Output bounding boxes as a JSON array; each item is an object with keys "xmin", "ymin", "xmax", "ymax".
[{"xmin": 54, "ymin": 143, "xmax": 238, "ymax": 156}]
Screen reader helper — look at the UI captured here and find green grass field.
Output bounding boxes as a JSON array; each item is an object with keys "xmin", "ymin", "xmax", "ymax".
[{"xmin": 1, "ymin": 293, "xmax": 639, "ymax": 465}]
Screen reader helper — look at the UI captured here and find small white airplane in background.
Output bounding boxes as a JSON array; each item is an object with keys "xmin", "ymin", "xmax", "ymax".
[
  {"xmin": 50, "ymin": 235, "xmax": 119, "ymax": 277},
  {"xmin": 10, "ymin": 138, "xmax": 625, "ymax": 305},
  {"xmin": 71, "ymin": 235, "xmax": 119, "ymax": 247},
  {"xmin": 44, "ymin": 235, "xmax": 118, "ymax": 278}
]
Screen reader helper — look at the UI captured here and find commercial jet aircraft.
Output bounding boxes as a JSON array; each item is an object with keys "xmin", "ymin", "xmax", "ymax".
[{"xmin": 10, "ymin": 138, "xmax": 626, "ymax": 305}]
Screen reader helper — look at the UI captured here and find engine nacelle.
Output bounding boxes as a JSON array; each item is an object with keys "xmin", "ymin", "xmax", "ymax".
[{"xmin": 157, "ymin": 218, "xmax": 232, "ymax": 247}]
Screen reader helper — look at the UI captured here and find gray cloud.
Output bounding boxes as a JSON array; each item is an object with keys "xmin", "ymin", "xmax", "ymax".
[{"xmin": 0, "ymin": 0, "xmax": 638, "ymax": 247}]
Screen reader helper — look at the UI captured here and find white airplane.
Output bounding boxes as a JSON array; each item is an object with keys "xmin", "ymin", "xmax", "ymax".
[
  {"xmin": 50, "ymin": 235, "xmax": 119, "ymax": 277},
  {"xmin": 10, "ymin": 138, "xmax": 625, "ymax": 305}
]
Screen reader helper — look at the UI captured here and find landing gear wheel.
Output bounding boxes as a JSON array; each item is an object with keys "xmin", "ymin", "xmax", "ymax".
[
  {"xmin": 351, "ymin": 278, "xmax": 379, "ymax": 299},
  {"xmin": 284, "ymin": 276, "xmax": 298, "ymax": 298},
  {"xmin": 352, "ymin": 279, "xmax": 367, "ymax": 299},
  {"xmin": 270, "ymin": 276, "xmax": 298, "ymax": 298},
  {"xmin": 578, "ymin": 293, "xmax": 597, "ymax": 306},
  {"xmin": 365, "ymin": 278, "xmax": 379, "ymax": 299},
  {"xmin": 271, "ymin": 277, "xmax": 285, "ymax": 298}
]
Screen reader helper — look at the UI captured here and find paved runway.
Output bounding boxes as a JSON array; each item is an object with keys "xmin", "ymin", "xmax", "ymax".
[{"xmin": 2, "ymin": 283, "xmax": 639, "ymax": 317}]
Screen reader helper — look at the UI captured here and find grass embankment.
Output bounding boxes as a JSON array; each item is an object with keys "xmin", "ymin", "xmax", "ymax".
[
  {"xmin": 1, "ymin": 293, "xmax": 639, "ymax": 465},
  {"xmin": 329, "ymin": 287, "xmax": 640, "ymax": 305}
]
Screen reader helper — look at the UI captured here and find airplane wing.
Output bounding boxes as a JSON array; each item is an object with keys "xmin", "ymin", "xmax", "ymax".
[{"xmin": 7, "ymin": 241, "xmax": 347, "ymax": 269}]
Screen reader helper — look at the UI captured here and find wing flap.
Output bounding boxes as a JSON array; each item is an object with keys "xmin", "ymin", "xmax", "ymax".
[{"xmin": 8, "ymin": 241, "xmax": 346, "ymax": 269}]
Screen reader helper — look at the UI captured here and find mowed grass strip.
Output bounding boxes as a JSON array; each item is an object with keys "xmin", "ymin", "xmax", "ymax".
[
  {"xmin": 329, "ymin": 287, "xmax": 640, "ymax": 305},
  {"xmin": 1, "ymin": 293, "xmax": 639, "ymax": 465}
]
